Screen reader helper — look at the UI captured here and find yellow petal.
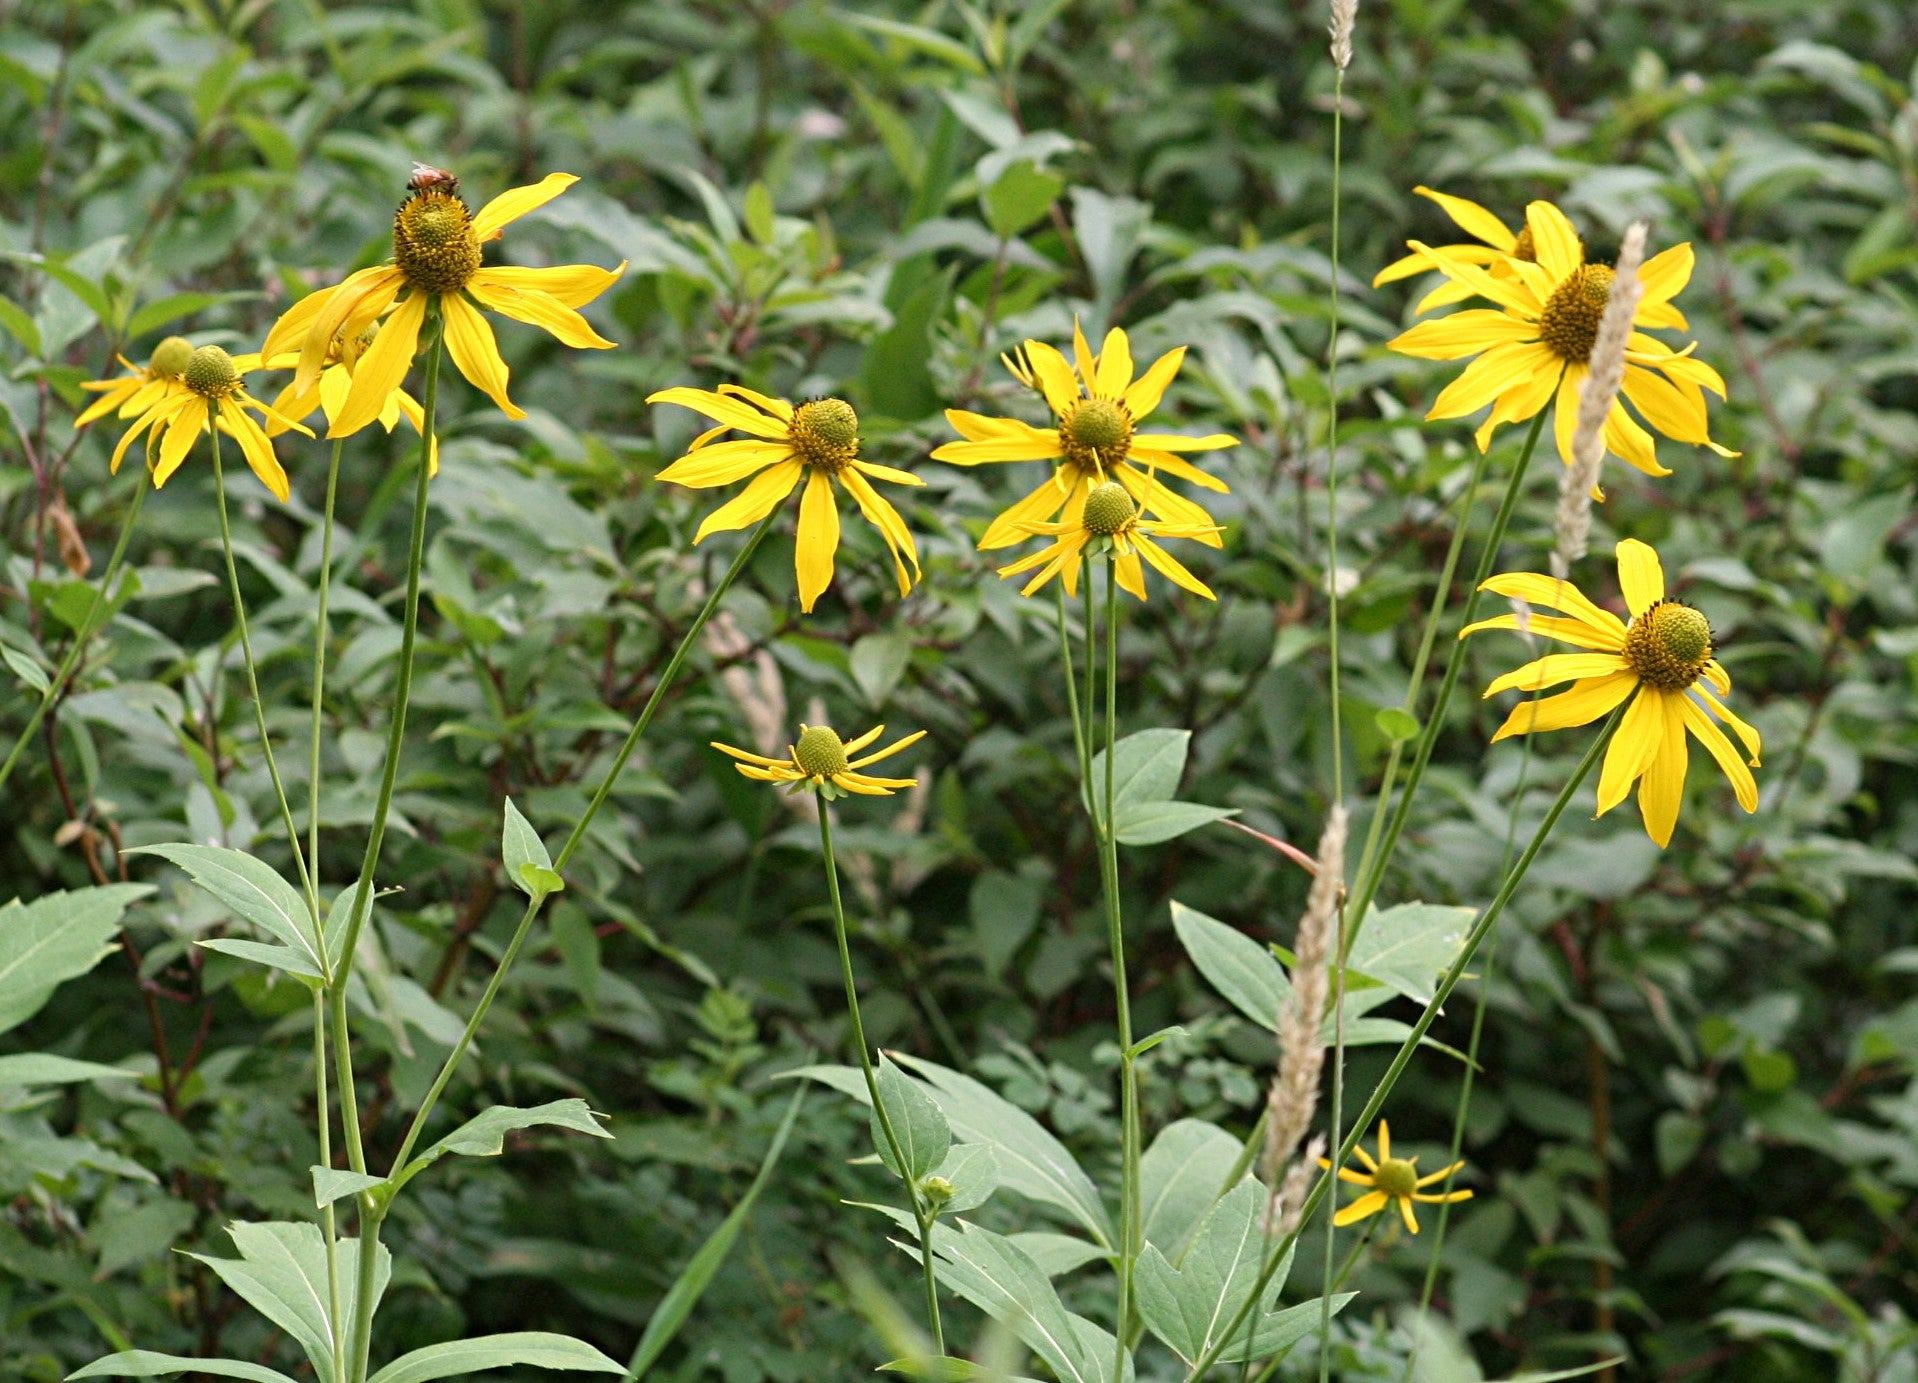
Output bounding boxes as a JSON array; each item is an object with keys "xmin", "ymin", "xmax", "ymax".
[
  {"xmin": 1621, "ymin": 364, "xmax": 1711, "ymax": 445},
  {"xmin": 711, "ymin": 741, "xmax": 788, "ymax": 769},
  {"xmin": 1484, "ymin": 652, "xmax": 1628, "ymax": 698},
  {"xmin": 1416, "ymin": 1161, "xmax": 1467, "ymax": 1188},
  {"xmin": 1525, "ymin": 201, "xmax": 1584, "ymax": 281},
  {"xmin": 1114, "ymin": 549, "xmax": 1148, "ymax": 600},
  {"xmin": 1406, "ymin": 241, "xmax": 1538, "ymax": 317},
  {"xmin": 1636, "ymin": 242, "xmax": 1694, "ymax": 307},
  {"xmin": 1459, "ymin": 612, "xmax": 1623, "ymax": 652},
  {"xmin": 658, "ymin": 439, "xmax": 792, "ymax": 488},
  {"xmin": 1134, "ymin": 532, "xmax": 1215, "ymax": 600},
  {"xmin": 943, "ymin": 407, "xmax": 1029, "ymax": 441},
  {"xmin": 472, "ymin": 172, "xmax": 579, "ymax": 241},
  {"xmin": 442, "ymin": 291, "xmax": 523, "ymax": 420},
  {"xmin": 1682, "ymin": 696, "xmax": 1759, "ymax": 813},
  {"xmin": 1551, "ymin": 365, "xmax": 1583, "ymax": 467},
  {"xmin": 469, "ymin": 260, "xmax": 625, "ymax": 309},
  {"xmin": 848, "ymin": 729, "xmax": 928, "ymax": 770},
  {"xmin": 1094, "ymin": 326, "xmax": 1133, "ymax": 400},
  {"xmin": 1597, "ymin": 685, "xmax": 1665, "ymax": 817},
  {"xmin": 1638, "ymin": 690, "xmax": 1689, "ymax": 847},
  {"xmin": 979, "ymin": 472, "xmax": 1080, "ymax": 551},
  {"xmin": 1489, "ymin": 671, "xmax": 1636, "ymax": 743},
  {"xmin": 929, "ymin": 431, "xmax": 1063, "ymax": 464},
  {"xmin": 1477, "ymin": 573, "xmax": 1626, "ymax": 638},
  {"xmin": 112, "ymin": 394, "xmax": 188, "ymax": 475},
  {"xmin": 1614, "ymin": 540, "xmax": 1665, "ymax": 617},
  {"xmin": 1129, "ymin": 431, "xmax": 1238, "ymax": 454},
  {"xmin": 1021, "ymin": 341, "xmax": 1083, "ymax": 416},
  {"xmin": 332, "ymin": 291, "xmax": 427, "ymax": 438},
  {"xmin": 1072, "ymin": 318, "xmax": 1097, "ymax": 392},
  {"xmin": 1376, "ymin": 1122, "xmax": 1391, "ymax": 1160},
  {"xmin": 646, "ymin": 386, "xmax": 788, "ymax": 440},
  {"xmin": 1399, "ymin": 1197, "xmax": 1421, "ymax": 1235},
  {"xmin": 1694, "ymin": 684, "xmax": 1761, "ymax": 764},
  {"xmin": 839, "ymin": 466, "xmax": 920, "ymax": 596},
  {"xmin": 1123, "ymin": 347, "xmax": 1185, "ymax": 420},
  {"xmin": 794, "ymin": 469, "xmax": 840, "ymax": 612},
  {"xmin": 467, "ymin": 276, "xmax": 615, "ymax": 349},
  {"xmin": 1123, "ymin": 449, "xmax": 1230, "ymax": 493},
  {"xmin": 714, "ymin": 384, "xmax": 795, "ymax": 421},
  {"xmin": 295, "ymin": 267, "xmax": 404, "ymax": 397},
  {"xmin": 692, "ymin": 458, "xmax": 804, "ymax": 543},
  {"xmin": 1703, "ymin": 659, "xmax": 1731, "ymax": 696},
  {"xmin": 1416, "ymin": 186, "xmax": 1518, "ymax": 250},
  {"xmin": 1113, "ymin": 467, "xmax": 1222, "ymax": 548},
  {"xmin": 1603, "ymin": 399, "xmax": 1669, "ymax": 478},
  {"xmin": 155, "ymin": 397, "xmax": 209, "ymax": 487},
  {"xmin": 848, "ymin": 459, "xmax": 924, "ymax": 487},
  {"xmin": 1389, "ymin": 310, "xmax": 1539, "ymax": 361},
  {"xmin": 1427, "ymin": 340, "xmax": 1557, "ymax": 421}
]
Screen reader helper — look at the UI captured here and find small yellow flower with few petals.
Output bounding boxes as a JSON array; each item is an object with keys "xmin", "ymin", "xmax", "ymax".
[
  {"xmin": 647, "ymin": 388, "xmax": 922, "ymax": 613},
  {"xmin": 998, "ymin": 479, "xmax": 1219, "ymax": 602},
  {"xmin": 1320, "ymin": 1120, "xmax": 1471, "ymax": 1235},
  {"xmin": 76, "ymin": 336, "xmax": 195, "ymax": 428},
  {"xmin": 1462, "ymin": 539, "xmax": 1761, "ymax": 847},
  {"xmin": 260, "ymin": 169, "xmax": 626, "ymax": 439},
  {"xmin": 107, "ymin": 345, "xmax": 313, "ymax": 501},
  {"xmin": 712, "ymin": 723, "xmax": 926, "ymax": 801},
  {"xmin": 1388, "ymin": 201, "xmax": 1735, "ymax": 476},
  {"xmin": 1373, "ymin": 187, "xmax": 1553, "ymax": 314},
  {"xmin": 262, "ymin": 327, "xmax": 437, "ymax": 472},
  {"xmin": 932, "ymin": 323, "xmax": 1237, "ymax": 550}
]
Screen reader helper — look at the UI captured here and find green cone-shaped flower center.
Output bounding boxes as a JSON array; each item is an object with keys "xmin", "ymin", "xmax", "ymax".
[
  {"xmin": 1373, "ymin": 1157, "xmax": 1419, "ymax": 1199},
  {"xmin": 788, "ymin": 398, "xmax": 860, "ymax": 472},
  {"xmin": 1622, "ymin": 600, "xmax": 1713, "ymax": 690},
  {"xmin": 794, "ymin": 724, "xmax": 849, "ymax": 776},
  {"xmin": 393, "ymin": 188, "xmax": 481, "ymax": 294},
  {"xmin": 149, "ymin": 336, "xmax": 195, "ymax": 379},
  {"xmin": 183, "ymin": 345, "xmax": 240, "ymax": 399},
  {"xmin": 1537, "ymin": 263, "xmax": 1614, "ymax": 364},
  {"xmin": 1065, "ymin": 398, "xmax": 1128, "ymax": 452},
  {"xmin": 1083, "ymin": 481, "xmax": 1137, "ymax": 536}
]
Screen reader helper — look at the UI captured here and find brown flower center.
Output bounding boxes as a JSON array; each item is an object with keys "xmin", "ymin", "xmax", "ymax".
[
  {"xmin": 393, "ymin": 188, "xmax": 481, "ymax": 295},
  {"xmin": 1622, "ymin": 600, "xmax": 1713, "ymax": 690},
  {"xmin": 794, "ymin": 724, "xmax": 849, "ymax": 776},
  {"xmin": 1537, "ymin": 264, "xmax": 1615, "ymax": 364},
  {"xmin": 1510, "ymin": 225, "xmax": 1537, "ymax": 263}
]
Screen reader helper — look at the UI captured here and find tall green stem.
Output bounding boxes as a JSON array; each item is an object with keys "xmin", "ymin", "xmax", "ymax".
[
  {"xmin": 818, "ymin": 807, "xmax": 945, "ymax": 1355},
  {"xmin": 384, "ymin": 510, "xmax": 777, "ymax": 1182},
  {"xmin": 313, "ymin": 989, "xmax": 343, "ymax": 1383},
  {"xmin": 0, "ymin": 472, "xmax": 148, "ymax": 795},
  {"xmin": 338, "ymin": 308, "xmax": 444, "ymax": 1383},
  {"xmin": 1181, "ymin": 703, "xmax": 1624, "ymax": 1381},
  {"xmin": 1098, "ymin": 566, "xmax": 1139, "ymax": 1383},
  {"xmin": 1343, "ymin": 396, "xmax": 1555, "ymax": 950},
  {"xmin": 1057, "ymin": 581, "xmax": 1090, "ymax": 783}
]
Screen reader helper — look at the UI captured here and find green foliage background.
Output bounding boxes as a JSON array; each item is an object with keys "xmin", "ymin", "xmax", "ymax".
[{"xmin": 3, "ymin": 0, "xmax": 1917, "ymax": 1378}]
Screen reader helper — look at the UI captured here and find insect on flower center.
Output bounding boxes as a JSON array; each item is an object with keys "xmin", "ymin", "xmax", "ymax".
[
  {"xmin": 183, "ymin": 345, "xmax": 241, "ymax": 399},
  {"xmin": 787, "ymin": 398, "xmax": 860, "ymax": 473},
  {"xmin": 794, "ymin": 724, "xmax": 850, "ymax": 776},
  {"xmin": 1061, "ymin": 398, "xmax": 1133, "ymax": 470},
  {"xmin": 1083, "ymin": 481, "xmax": 1137, "ymax": 536},
  {"xmin": 1537, "ymin": 264, "xmax": 1615, "ymax": 364},
  {"xmin": 149, "ymin": 336, "xmax": 195, "ymax": 379},
  {"xmin": 393, "ymin": 187, "xmax": 482, "ymax": 295},
  {"xmin": 1622, "ymin": 600, "xmax": 1714, "ymax": 690},
  {"xmin": 1373, "ymin": 1157, "xmax": 1419, "ymax": 1200}
]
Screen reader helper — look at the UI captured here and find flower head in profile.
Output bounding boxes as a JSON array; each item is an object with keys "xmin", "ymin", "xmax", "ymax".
[
  {"xmin": 260, "ymin": 167, "xmax": 625, "ymax": 439},
  {"xmin": 1462, "ymin": 539, "xmax": 1761, "ymax": 847},
  {"xmin": 1388, "ymin": 201, "xmax": 1735, "ymax": 477},
  {"xmin": 107, "ymin": 344, "xmax": 312, "ymax": 501},
  {"xmin": 1373, "ymin": 187, "xmax": 1549, "ymax": 314},
  {"xmin": 1320, "ymin": 1120, "xmax": 1470, "ymax": 1235},
  {"xmin": 647, "ymin": 388, "xmax": 921, "ymax": 613},
  {"xmin": 262, "ymin": 325, "xmax": 437, "ymax": 473},
  {"xmin": 997, "ymin": 479, "xmax": 1219, "ymax": 602},
  {"xmin": 75, "ymin": 336, "xmax": 195, "ymax": 427},
  {"xmin": 932, "ymin": 323, "xmax": 1237, "ymax": 550},
  {"xmin": 712, "ymin": 723, "xmax": 926, "ymax": 801}
]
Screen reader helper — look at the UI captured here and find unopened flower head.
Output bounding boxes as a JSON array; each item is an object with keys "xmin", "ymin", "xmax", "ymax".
[
  {"xmin": 711, "ymin": 723, "xmax": 926, "ymax": 801},
  {"xmin": 1460, "ymin": 538, "xmax": 1761, "ymax": 847},
  {"xmin": 647, "ymin": 387, "xmax": 922, "ymax": 613},
  {"xmin": 933, "ymin": 322, "xmax": 1237, "ymax": 550},
  {"xmin": 1321, "ymin": 1119, "xmax": 1471, "ymax": 1235}
]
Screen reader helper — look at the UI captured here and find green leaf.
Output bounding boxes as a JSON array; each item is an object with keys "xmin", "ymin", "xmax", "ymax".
[
  {"xmin": 196, "ymin": 938, "xmax": 324, "ymax": 981},
  {"xmin": 1140, "ymin": 1119, "xmax": 1242, "ymax": 1261},
  {"xmin": 132, "ymin": 845, "xmax": 322, "ymax": 971},
  {"xmin": 926, "ymin": 1141, "xmax": 998, "ymax": 1217},
  {"xmin": 850, "ymin": 631, "xmax": 913, "ymax": 707},
  {"xmin": 3, "ymin": 641, "xmax": 49, "ymax": 693},
  {"xmin": 187, "ymin": 1222, "xmax": 389, "ymax": 1383},
  {"xmin": 367, "ymin": 1335, "xmax": 624, "ymax": 1383},
  {"xmin": 1170, "ymin": 900, "xmax": 1291, "ymax": 1033},
  {"xmin": 1375, "ymin": 707, "xmax": 1420, "ymax": 742},
  {"xmin": 127, "ymin": 291, "xmax": 254, "ymax": 338},
  {"xmin": 880, "ymin": 1360, "xmax": 1042, "ymax": 1382},
  {"xmin": 311, "ymin": 1167, "xmax": 387, "ymax": 1209},
  {"xmin": 502, "ymin": 798, "xmax": 562, "ymax": 899},
  {"xmin": 0, "ymin": 295, "xmax": 42, "ymax": 356},
  {"xmin": 1115, "ymin": 800, "xmax": 1237, "ymax": 846},
  {"xmin": 0, "ymin": 884, "xmax": 151, "ymax": 1035},
  {"xmin": 1085, "ymin": 728, "xmax": 1192, "ymax": 828},
  {"xmin": 69, "ymin": 1355, "xmax": 299, "ymax": 1383},
  {"xmin": 0, "ymin": 1053, "xmax": 135, "ymax": 1087},
  {"xmin": 1347, "ymin": 901, "xmax": 1474, "ymax": 1005},
  {"xmin": 983, "ymin": 159, "xmax": 1065, "ymax": 238},
  {"xmin": 628, "ymin": 1081, "xmax": 807, "ymax": 1378},
  {"xmin": 873, "ymin": 1054, "xmax": 952, "ymax": 1182},
  {"xmin": 742, "ymin": 181, "xmax": 776, "ymax": 245},
  {"xmin": 835, "ymin": 10, "xmax": 986, "ymax": 73},
  {"xmin": 402, "ymin": 1099, "xmax": 610, "ymax": 1185}
]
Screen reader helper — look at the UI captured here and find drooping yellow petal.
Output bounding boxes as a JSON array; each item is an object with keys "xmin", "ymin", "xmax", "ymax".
[
  {"xmin": 1597, "ymin": 685, "xmax": 1666, "ymax": 817},
  {"xmin": 1124, "ymin": 448, "xmax": 1230, "ymax": 493},
  {"xmin": 218, "ymin": 400, "xmax": 291, "ymax": 503},
  {"xmin": 848, "ymin": 460, "xmax": 924, "ymax": 488},
  {"xmin": 467, "ymin": 276, "xmax": 615, "ymax": 349},
  {"xmin": 1459, "ymin": 612, "xmax": 1623, "ymax": 652},
  {"xmin": 1407, "ymin": 241, "xmax": 1539, "ymax": 317},
  {"xmin": 1551, "ymin": 365, "xmax": 1583, "ymax": 466},
  {"xmin": 1113, "ymin": 467, "xmax": 1223, "ymax": 547},
  {"xmin": 112, "ymin": 393, "xmax": 190, "ymax": 474},
  {"xmin": 1484, "ymin": 652, "xmax": 1629, "ymax": 698},
  {"xmin": 1489, "ymin": 671, "xmax": 1637, "ymax": 743},
  {"xmin": 1114, "ymin": 548, "xmax": 1148, "ymax": 600},
  {"xmin": 647, "ymin": 386, "xmax": 788, "ymax": 440},
  {"xmin": 1524, "ymin": 201, "xmax": 1583, "ymax": 282},
  {"xmin": 1399, "ymin": 1198, "xmax": 1420, "ymax": 1235},
  {"xmin": 1682, "ymin": 698, "xmax": 1759, "ymax": 813},
  {"xmin": 1702, "ymin": 660, "xmax": 1731, "ymax": 696},
  {"xmin": 1693, "ymin": 684, "xmax": 1762, "ymax": 764},
  {"xmin": 332, "ymin": 291, "xmax": 427, "ymax": 438},
  {"xmin": 1134, "ymin": 532, "xmax": 1215, "ymax": 600},
  {"xmin": 711, "ymin": 741, "xmax": 790, "ymax": 769},
  {"xmin": 839, "ymin": 466, "xmax": 920, "ymax": 596},
  {"xmin": 441, "ymin": 291, "xmax": 523, "ymax": 420},
  {"xmin": 469, "ymin": 261, "xmax": 626, "ymax": 309},
  {"xmin": 1621, "ymin": 364, "xmax": 1713, "ymax": 446},
  {"xmin": 154, "ymin": 397, "xmax": 210, "ymax": 487},
  {"xmin": 472, "ymin": 172, "xmax": 578, "ymax": 241},
  {"xmin": 1614, "ymin": 540, "xmax": 1665, "ymax": 617},
  {"xmin": 1638, "ymin": 690, "xmax": 1689, "ymax": 847},
  {"xmin": 794, "ymin": 469, "xmax": 840, "ymax": 612},
  {"xmin": 979, "ymin": 472, "xmax": 1081, "ymax": 551},
  {"xmin": 692, "ymin": 457, "xmax": 805, "ymax": 543},
  {"xmin": 1603, "ymin": 399, "xmax": 1669, "ymax": 477},
  {"xmin": 75, "ymin": 377, "xmax": 144, "ymax": 426}
]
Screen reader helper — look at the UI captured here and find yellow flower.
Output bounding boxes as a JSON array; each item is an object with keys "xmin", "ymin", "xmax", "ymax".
[
  {"xmin": 1461, "ymin": 539, "xmax": 1761, "ymax": 848},
  {"xmin": 261, "ymin": 329, "xmax": 437, "ymax": 473},
  {"xmin": 930, "ymin": 323, "xmax": 1237, "ymax": 550},
  {"xmin": 997, "ymin": 479, "xmax": 1219, "ymax": 602},
  {"xmin": 712, "ymin": 723, "xmax": 926, "ymax": 801},
  {"xmin": 107, "ymin": 345, "xmax": 313, "ymax": 501},
  {"xmin": 75, "ymin": 336, "xmax": 195, "ymax": 427},
  {"xmin": 260, "ymin": 169, "xmax": 626, "ymax": 439},
  {"xmin": 1372, "ymin": 187, "xmax": 1551, "ymax": 314},
  {"xmin": 1387, "ymin": 201, "xmax": 1735, "ymax": 476},
  {"xmin": 646, "ymin": 388, "xmax": 921, "ymax": 613},
  {"xmin": 1319, "ymin": 1120, "xmax": 1471, "ymax": 1235}
]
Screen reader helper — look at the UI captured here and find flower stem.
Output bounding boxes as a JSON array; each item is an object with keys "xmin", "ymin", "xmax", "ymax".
[
  {"xmin": 307, "ymin": 439, "xmax": 343, "ymax": 922},
  {"xmin": 0, "ymin": 471, "xmax": 148, "ymax": 796},
  {"xmin": 1098, "ymin": 566, "xmax": 1140, "ymax": 1383},
  {"xmin": 1057, "ymin": 581, "xmax": 1090, "ymax": 783},
  {"xmin": 818, "ymin": 806, "xmax": 944, "ymax": 1355},
  {"xmin": 385, "ymin": 510, "xmax": 776, "ymax": 1180},
  {"xmin": 1180, "ymin": 701, "xmax": 1624, "ymax": 1382},
  {"xmin": 1343, "ymin": 395, "xmax": 1555, "ymax": 951},
  {"xmin": 312, "ymin": 988, "xmax": 343, "ymax": 1383},
  {"xmin": 337, "ymin": 306, "xmax": 444, "ymax": 1383}
]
